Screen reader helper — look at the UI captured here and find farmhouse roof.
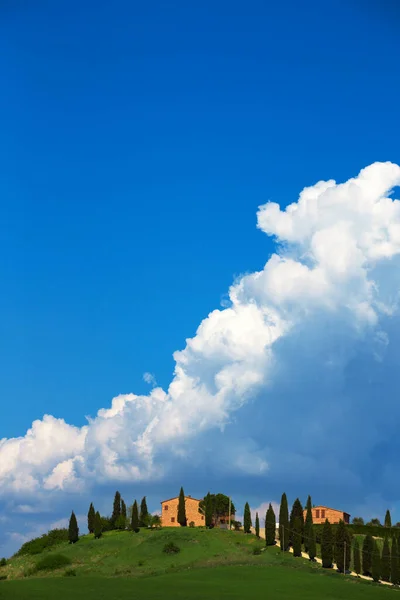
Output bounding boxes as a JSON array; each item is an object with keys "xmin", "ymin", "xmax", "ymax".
[
  {"xmin": 309, "ymin": 505, "xmax": 350, "ymax": 516},
  {"xmin": 160, "ymin": 495, "xmax": 202, "ymax": 504}
]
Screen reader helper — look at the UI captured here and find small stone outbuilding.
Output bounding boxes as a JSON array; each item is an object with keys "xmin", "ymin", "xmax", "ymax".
[{"xmin": 160, "ymin": 495, "xmax": 205, "ymax": 527}]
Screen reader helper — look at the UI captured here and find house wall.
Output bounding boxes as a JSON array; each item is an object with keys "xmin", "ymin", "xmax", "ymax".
[
  {"xmin": 302, "ymin": 506, "xmax": 349, "ymax": 525},
  {"xmin": 161, "ymin": 497, "xmax": 205, "ymax": 527}
]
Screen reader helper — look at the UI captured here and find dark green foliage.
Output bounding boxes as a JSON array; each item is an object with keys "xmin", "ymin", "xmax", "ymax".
[
  {"xmin": 204, "ymin": 492, "xmax": 213, "ymax": 528},
  {"xmin": 384, "ymin": 510, "xmax": 392, "ymax": 528},
  {"xmin": 381, "ymin": 536, "xmax": 391, "ymax": 582},
  {"xmin": 177, "ymin": 487, "xmax": 187, "ymax": 527},
  {"xmin": 63, "ymin": 568, "xmax": 77, "ymax": 577},
  {"xmin": 0, "ymin": 558, "xmax": 7, "ymax": 567},
  {"xmin": 265, "ymin": 503, "xmax": 276, "ymax": 546},
  {"xmin": 100, "ymin": 516, "xmax": 113, "ymax": 532},
  {"xmin": 163, "ymin": 542, "xmax": 180, "ymax": 554},
  {"xmin": 304, "ymin": 496, "xmax": 313, "ymax": 552},
  {"xmin": 352, "ymin": 517, "xmax": 365, "ymax": 526},
  {"xmin": 87, "ymin": 503, "xmax": 95, "ymax": 534},
  {"xmin": 16, "ymin": 528, "xmax": 69, "ymax": 556},
  {"xmin": 111, "ymin": 491, "xmax": 121, "ymax": 528},
  {"xmin": 199, "ymin": 493, "xmax": 235, "ymax": 526},
  {"xmin": 289, "ymin": 498, "xmax": 304, "ymax": 545},
  {"xmin": 94, "ymin": 511, "xmax": 102, "ymax": 539},
  {"xmin": 34, "ymin": 554, "xmax": 72, "ymax": 572},
  {"xmin": 139, "ymin": 497, "xmax": 149, "ymax": 527},
  {"xmin": 131, "ymin": 500, "xmax": 139, "ymax": 532},
  {"xmin": 353, "ymin": 538, "xmax": 361, "ymax": 575},
  {"xmin": 362, "ymin": 534, "xmax": 374, "ymax": 576},
  {"xmin": 243, "ymin": 502, "xmax": 252, "ymax": 534},
  {"xmin": 334, "ymin": 520, "xmax": 352, "ymax": 573},
  {"xmin": 391, "ymin": 536, "xmax": 400, "ymax": 585},
  {"xmin": 279, "ymin": 493, "xmax": 289, "ymax": 551},
  {"xmin": 255, "ymin": 512, "xmax": 260, "ymax": 538},
  {"xmin": 121, "ymin": 499, "xmax": 127, "ymax": 520},
  {"xmin": 68, "ymin": 511, "xmax": 79, "ymax": 544},
  {"xmin": 367, "ymin": 518, "xmax": 382, "ymax": 527},
  {"xmin": 371, "ymin": 540, "xmax": 381, "ymax": 582},
  {"xmin": 308, "ymin": 526, "xmax": 316, "ymax": 561},
  {"xmin": 252, "ymin": 546, "xmax": 262, "ymax": 555},
  {"xmin": 115, "ymin": 514, "xmax": 126, "ymax": 530},
  {"xmin": 321, "ymin": 519, "xmax": 333, "ymax": 568},
  {"xmin": 292, "ymin": 517, "xmax": 302, "ymax": 557}
]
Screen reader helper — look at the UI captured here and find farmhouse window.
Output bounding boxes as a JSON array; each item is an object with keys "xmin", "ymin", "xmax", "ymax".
[
  {"xmin": 321, "ymin": 510, "xmax": 325, "ymax": 519},
  {"xmin": 315, "ymin": 509, "xmax": 320, "ymax": 518},
  {"xmin": 164, "ymin": 505, "xmax": 168, "ymax": 510},
  {"xmin": 171, "ymin": 517, "xmax": 175, "ymax": 523},
  {"xmin": 201, "ymin": 516, "xmax": 204, "ymax": 520}
]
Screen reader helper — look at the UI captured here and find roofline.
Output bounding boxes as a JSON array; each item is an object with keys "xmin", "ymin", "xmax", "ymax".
[
  {"xmin": 305, "ymin": 505, "xmax": 350, "ymax": 516},
  {"xmin": 160, "ymin": 496, "xmax": 202, "ymax": 504}
]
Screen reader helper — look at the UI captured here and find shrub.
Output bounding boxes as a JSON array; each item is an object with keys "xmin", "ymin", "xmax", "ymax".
[
  {"xmin": 138, "ymin": 559, "xmax": 145, "ymax": 566},
  {"xmin": 16, "ymin": 528, "xmax": 69, "ymax": 556},
  {"xmin": 163, "ymin": 542, "xmax": 180, "ymax": 554},
  {"xmin": 34, "ymin": 554, "xmax": 72, "ymax": 572},
  {"xmin": 189, "ymin": 521, "xmax": 195, "ymax": 528},
  {"xmin": 63, "ymin": 568, "xmax": 76, "ymax": 577},
  {"xmin": 252, "ymin": 546, "xmax": 262, "ymax": 555},
  {"xmin": 0, "ymin": 558, "xmax": 7, "ymax": 567},
  {"xmin": 0, "ymin": 574, "xmax": 7, "ymax": 581}
]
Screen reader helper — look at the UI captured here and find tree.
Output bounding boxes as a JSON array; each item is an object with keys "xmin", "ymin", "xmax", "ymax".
[
  {"xmin": 353, "ymin": 538, "xmax": 361, "ymax": 576},
  {"xmin": 265, "ymin": 503, "xmax": 276, "ymax": 546},
  {"xmin": 255, "ymin": 512, "xmax": 260, "ymax": 538},
  {"xmin": 94, "ymin": 511, "xmax": 102, "ymax": 539},
  {"xmin": 177, "ymin": 487, "xmax": 187, "ymax": 527},
  {"xmin": 367, "ymin": 518, "xmax": 382, "ymax": 527},
  {"xmin": 391, "ymin": 536, "xmax": 400, "ymax": 585},
  {"xmin": 87, "ymin": 503, "xmax": 95, "ymax": 534},
  {"xmin": 68, "ymin": 511, "xmax": 79, "ymax": 544},
  {"xmin": 121, "ymin": 499, "xmax": 127, "ymax": 520},
  {"xmin": 289, "ymin": 498, "xmax": 304, "ymax": 546},
  {"xmin": 352, "ymin": 517, "xmax": 365, "ymax": 526},
  {"xmin": 111, "ymin": 491, "xmax": 121, "ymax": 528},
  {"xmin": 199, "ymin": 493, "xmax": 235, "ymax": 526},
  {"xmin": 381, "ymin": 536, "xmax": 391, "ymax": 582},
  {"xmin": 372, "ymin": 540, "xmax": 381, "ymax": 583},
  {"xmin": 334, "ymin": 520, "xmax": 351, "ymax": 573},
  {"xmin": 384, "ymin": 510, "xmax": 392, "ymax": 528},
  {"xmin": 204, "ymin": 492, "xmax": 213, "ymax": 528},
  {"xmin": 115, "ymin": 514, "xmax": 126, "ymax": 530},
  {"xmin": 362, "ymin": 534, "xmax": 374, "ymax": 576},
  {"xmin": 292, "ymin": 517, "xmax": 302, "ymax": 557},
  {"xmin": 321, "ymin": 519, "xmax": 333, "ymax": 568},
  {"xmin": 243, "ymin": 502, "xmax": 252, "ymax": 534},
  {"xmin": 279, "ymin": 493, "xmax": 289, "ymax": 551},
  {"xmin": 131, "ymin": 500, "xmax": 139, "ymax": 532},
  {"xmin": 139, "ymin": 497, "xmax": 148, "ymax": 527},
  {"xmin": 304, "ymin": 496, "xmax": 313, "ymax": 552},
  {"xmin": 308, "ymin": 525, "xmax": 317, "ymax": 561}
]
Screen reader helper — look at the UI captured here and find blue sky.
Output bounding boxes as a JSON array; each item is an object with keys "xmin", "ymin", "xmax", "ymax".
[{"xmin": 1, "ymin": 0, "xmax": 400, "ymax": 555}]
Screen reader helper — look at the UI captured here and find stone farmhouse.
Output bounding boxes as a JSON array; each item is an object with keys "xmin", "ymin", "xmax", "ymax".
[
  {"xmin": 303, "ymin": 505, "xmax": 350, "ymax": 525},
  {"xmin": 160, "ymin": 495, "xmax": 205, "ymax": 527}
]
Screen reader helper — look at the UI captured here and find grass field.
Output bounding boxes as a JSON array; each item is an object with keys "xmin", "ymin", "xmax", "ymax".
[{"xmin": 0, "ymin": 528, "xmax": 397, "ymax": 599}]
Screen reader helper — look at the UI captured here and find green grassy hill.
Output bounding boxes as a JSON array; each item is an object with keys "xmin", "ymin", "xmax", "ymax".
[{"xmin": 0, "ymin": 528, "xmax": 397, "ymax": 600}]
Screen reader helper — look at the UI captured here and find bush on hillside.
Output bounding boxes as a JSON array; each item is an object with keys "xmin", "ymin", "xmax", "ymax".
[
  {"xmin": 0, "ymin": 558, "xmax": 7, "ymax": 567},
  {"xmin": 15, "ymin": 528, "xmax": 69, "ymax": 556},
  {"xmin": 34, "ymin": 554, "xmax": 72, "ymax": 572},
  {"xmin": 64, "ymin": 568, "xmax": 77, "ymax": 577},
  {"xmin": 163, "ymin": 542, "xmax": 180, "ymax": 554},
  {"xmin": 0, "ymin": 574, "xmax": 7, "ymax": 581},
  {"xmin": 189, "ymin": 521, "xmax": 195, "ymax": 528},
  {"xmin": 252, "ymin": 546, "xmax": 262, "ymax": 555}
]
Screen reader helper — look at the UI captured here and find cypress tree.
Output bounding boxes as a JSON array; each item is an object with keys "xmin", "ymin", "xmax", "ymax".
[
  {"xmin": 265, "ymin": 503, "xmax": 276, "ymax": 546},
  {"xmin": 293, "ymin": 517, "xmax": 302, "ymax": 557},
  {"xmin": 279, "ymin": 493, "xmax": 289, "ymax": 551},
  {"xmin": 384, "ymin": 510, "xmax": 392, "ymax": 528},
  {"xmin": 255, "ymin": 512, "xmax": 260, "ymax": 538},
  {"xmin": 308, "ymin": 525, "xmax": 317, "ymax": 561},
  {"xmin": 205, "ymin": 492, "xmax": 213, "ymax": 528},
  {"xmin": 362, "ymin": 534, "xmax": 374, "ymax": 576},
  {"xmin": 391, "ymin": 536, "xmax": 400, "ymax": 585},
  {"xmin": 289, "ymin": 498, "xmax": 304, "ymax": 545},
  {"xmin": 381, "ymin": 536, "xmax": 391, "ymax": 582},
  {"xmin": 139, "ymin": 496, "xmax": 148, "ymax": 527},
  {"xmin": 68, "ymin": 511, "xmax": 79, "ymax": 544},
  {"xmin": 131, "ymin": 500, "xmax": 139, "ymax": 532},
  {"xmin": 177, "ymin": 487, "xmax": 187, "ymax": 527},
  {"xmin": 243, "ymin": 502, "xmax": 252, "ymax": 534},
  {"xmin": 372, "ymin": 540, "xmax": 381, "ymax": 583},
  {"xmin": 87, "ymin": 502, "xmax": 95, "ymax": 534},
  {"xmin": 304, "ymin": 495, "xmax": 313, "ymax": 553},
  {"xmin": 111, "ymin": 491, "xmax": 121, "ymax": 528},
  {"xmin": 353, "ymin": 537, "xmax": 361, "ymax": 576},
  {"xmin": 334, "ymin": 519, "xmax": 351, "ymax": 573},
  {"xmin": 94, "ymin": 511, "xmax": 102, "ymax": 539},
  {"xmin": 321, "ymin": 519, "xmax": 333, "ymax": 568},
  {"xmin": 121, "ymin": 499, "xmax": 127, "ymax": 520}
]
